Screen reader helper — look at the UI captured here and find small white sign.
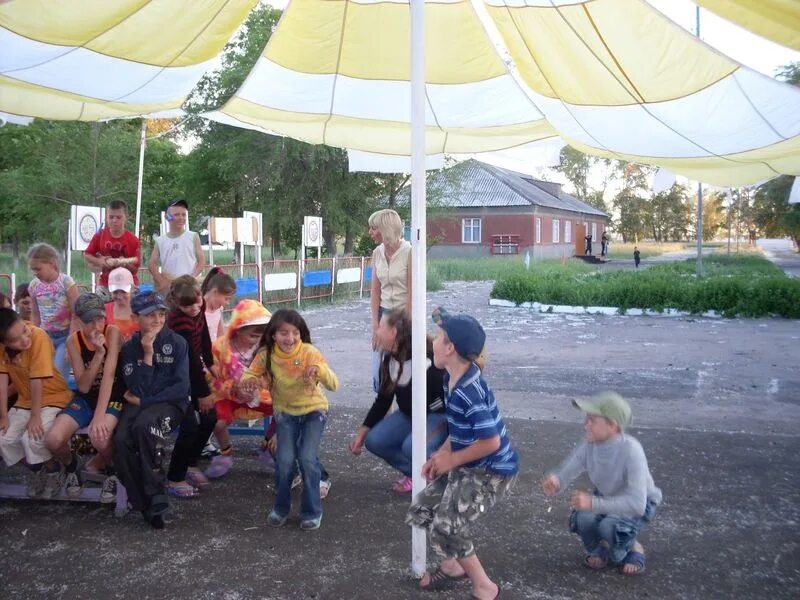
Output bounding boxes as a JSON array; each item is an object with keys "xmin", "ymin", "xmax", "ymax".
[
  {"xmin": 303, "ymin": 216, "xmax": 322, "ymax": 248},
  {"xmin": 242, "ymin": 211, "xmax": 263, "ymax": 245},
  {"xmin": 70, "ymin": 205, "xmax": 105, "ymax": 251}
]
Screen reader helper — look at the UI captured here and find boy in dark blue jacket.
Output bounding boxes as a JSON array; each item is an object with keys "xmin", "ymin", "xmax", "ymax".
[{"xmin": 112, "ymin": 291, "xmax": 189, "ymax": 529}]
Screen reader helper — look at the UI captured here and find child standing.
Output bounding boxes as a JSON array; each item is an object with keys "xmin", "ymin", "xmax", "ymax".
[
  {"xmin": 406, "ymin": 307, "xmax": 518, "ymax": 600},
  {"xmin": 44, "ymin": 293, "xmax": 124, "ymax": 498},
  {"xmin": 543, "ymin": 392, "xmax": 661, "ymax": 575},
  {"xmin": 113, "ymin": 291, "xmax": 190, "ymax": 529},
  {"xmin": 27, "ymin": 243, "xmax": 79, "ymax": 382},
  {"xmin": 0, "ymin": 308, "xmax": 73, "ymax": 498},
  {"xmin": 633, "ymin": 246, "xmax": 641, "ymax": 268},
  {"xmin": 205, "ymin": 299, "xmax": 272, "ymax": 478},
  {"xmin": 202, "ymin": 266, "xmax": 236, "ymax": 343},
  {"xmin": 165, "ymin": 275, "xmax": 216, "ymax": 496},
  {"xmin": 148, "ymin": 198, "xmax": 205, "ymax": 295},
  {"xmin": 241, "ymin": 309, "xmax": 338, "ymax": 530}
]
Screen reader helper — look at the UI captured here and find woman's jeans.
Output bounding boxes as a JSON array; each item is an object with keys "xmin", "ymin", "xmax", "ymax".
[
  {"xmin": 365, "ymin": 411, "xmax": 448, "ymax": 477},
  {"xmin": 273, "ymin": 410, "xmax": 326, "ymax": 521},
  {"xmin": 569, "ymin": 499, "xmax": 657, "ymax": 563}
]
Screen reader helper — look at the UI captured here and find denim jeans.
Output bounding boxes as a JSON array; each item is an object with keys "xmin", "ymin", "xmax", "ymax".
[
  {"xmin": 48, "ymin": 331, "xmax": 71, "ymax": 384},
  {"xmin": 569, "ymin": 500, "xmax": 657, "ymax": 563},
  {"xmin": 365, "ymin": 411, "xmax": 448, "ymax": 477},
  {"xmin": 273, "ymin": 410, "xmax": 327, "ymax": 521}
]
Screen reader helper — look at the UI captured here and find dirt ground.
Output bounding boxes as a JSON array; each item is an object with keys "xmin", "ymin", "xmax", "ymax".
[{"xmin": 2, "ymin": 278, "xmax": 799, "ymax": 599}]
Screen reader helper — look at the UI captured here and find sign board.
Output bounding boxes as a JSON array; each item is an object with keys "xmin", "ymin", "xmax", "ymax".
[
  {"xmin": 70, "ymin": 205, "xmax": 105, "ymax": 251},
  {"xmin": 242, "ymin": 211, "xmax": 263, "ymax": 246},
  {"xmin": 208, "ymin": 217, "xmax": 260, "ymax": 244},
  {"xmin": 303, "ymin": 216, "xmax": 322, "ymax": 249}
]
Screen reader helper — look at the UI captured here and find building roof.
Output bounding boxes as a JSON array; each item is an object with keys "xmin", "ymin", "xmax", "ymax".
[{"xmin": 396, "ymin": 159, "xmax": 607, "ymax": 218}]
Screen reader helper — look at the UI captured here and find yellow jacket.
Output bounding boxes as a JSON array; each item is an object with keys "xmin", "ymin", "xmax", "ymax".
[{"xmin": 243, "ymin": 342, "xmax": 337, "ymax": 416}]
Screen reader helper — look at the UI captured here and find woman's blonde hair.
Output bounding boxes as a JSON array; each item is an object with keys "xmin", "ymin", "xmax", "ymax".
[
  {"xmin": 26, "ymin": 243, "xmax": 61, "ymax": 268},
  {"xmin": 368, "ymin": 209, "xmax": 403, "ymax": 247}
]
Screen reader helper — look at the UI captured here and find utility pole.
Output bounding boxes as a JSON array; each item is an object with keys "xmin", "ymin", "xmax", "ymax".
[{"xmin": 695, "ymin": 6, "xmax": 704, "ymax": 277}]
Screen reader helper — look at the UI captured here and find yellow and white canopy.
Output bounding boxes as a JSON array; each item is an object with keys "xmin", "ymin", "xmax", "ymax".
[
  {"xmin": 696, "ymin": 0, "xmax": 800, "ymax": 51},
  {"xmin": 0, "ymin": 0, "xmax": 257, "ymax": 121}
]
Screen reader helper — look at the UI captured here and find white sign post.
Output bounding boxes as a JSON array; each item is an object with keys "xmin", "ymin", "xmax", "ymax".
[
  {"xmin": 69, "ymin": 205, "xmax": 105, "ymax": 277},
  {"xmin": 302, "ymin": 216, "xmax": 322, "ymax": 261}
]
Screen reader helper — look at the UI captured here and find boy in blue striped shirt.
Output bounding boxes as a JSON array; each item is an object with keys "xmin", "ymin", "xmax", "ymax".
[{"xmin": 406, "ymin": 307, "xmax": 518, "ymax": 600}]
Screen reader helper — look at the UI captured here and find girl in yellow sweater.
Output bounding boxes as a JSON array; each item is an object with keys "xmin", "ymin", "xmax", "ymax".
[{"xmin": 241, "ymin": 309, "xmax": 338, "ymax": 530}]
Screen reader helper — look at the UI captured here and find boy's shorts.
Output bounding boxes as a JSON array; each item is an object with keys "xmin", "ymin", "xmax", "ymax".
[
  {"xmin": 60, "ymin": 396, "xmax": 123, "ymax": 429},
  {"xmin": 215, "ymin": 399, "xmax": 272, "ymax": 425},
  {"xmin": 0, "ymin": 406, "xmax": 61, "ymax": 466}
]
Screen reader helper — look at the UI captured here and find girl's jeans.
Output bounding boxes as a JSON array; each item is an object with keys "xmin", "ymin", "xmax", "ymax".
[
  {"xmin": 273, "ymin": 410, "xmax": 326, "ymax": 521},
  {"xmin": 569, "ymin": 500, "xmax": 657, "ymax": 563},
  {"xmin": 365, "ymin": 411, "xmax": 448, "ymax": 477},
  {"xmin": 48, "ymin": 331, "xmax": 71, "ymax": 384}
]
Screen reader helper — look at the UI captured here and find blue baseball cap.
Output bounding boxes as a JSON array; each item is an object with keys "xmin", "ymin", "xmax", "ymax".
[
  {"xmin": 432, "ymin": 306, "xmax": 485, "ymax": 361},
  {"xmin": 131, "ymin": 291, "xmax": 168, "ymax": 316}
]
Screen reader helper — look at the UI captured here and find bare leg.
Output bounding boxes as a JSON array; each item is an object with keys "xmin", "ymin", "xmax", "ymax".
[
  {"xmin": 44, "ymin": 413, "xmax": 79, "ymax": 466},
  {"xmin": 457, "ymin": 553, "xmax": 499, "ymax": 600},
  {"xmin": 419, "ymin": 557, "xmax": 466, "ymax": 587},
  {"xmin": 214, "ymin": 420, "xmax": 231, "ymax": 450},
  {"xmin": 620, "ymin": 541, "xmax": 645, "ymax": 575}
]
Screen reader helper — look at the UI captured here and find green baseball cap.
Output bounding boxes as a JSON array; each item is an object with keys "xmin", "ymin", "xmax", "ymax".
[{"xmin": 573, "ymin": 391, "xmax": 632, "ymax": 430}]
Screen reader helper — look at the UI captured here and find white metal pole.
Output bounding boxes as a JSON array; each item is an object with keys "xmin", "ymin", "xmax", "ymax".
[
  {"xmin": 134, "ymin": 120, "xmax": 147, "ymax": 238},
  {"xmin": 410, "ymin": 0, "xmax": 427, "ymax": 577},
  {"xmin": 695, "ymin": 8, "xmax": 704, "ymax": 277}
]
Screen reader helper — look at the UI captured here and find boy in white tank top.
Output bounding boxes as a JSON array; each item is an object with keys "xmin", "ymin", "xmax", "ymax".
[{"xmin": 148, "ymin": 198, "xmax": 206, "ymax": 294}]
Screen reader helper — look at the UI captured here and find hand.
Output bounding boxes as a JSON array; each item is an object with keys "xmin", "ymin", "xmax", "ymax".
[
  {"xmin": 88, "ymin": 330, "xmax": 106, "ymax": 354},
  {"xmin": 421, "ymin": 448, "xmax": 454, "ymax": 480},
  {"xmin": 304, "ymin": 365, "xmax": 320, "ymax": 388},
  {"xmin": 239, "ymin": 378, "xmax": 259, "ymax": 395},
  {"xmin": 571, "ymin": 490, "xmax": 593, "ymax": 511},
  {"xmin": 371, "ymin": 327, "xmax": 379, "ymax": 350},
  {"xmin": 0, "ymin": 414, "xmax": 8, "ymax": 434},
  {"xmin": 141, "ymin": 330, "xmax": 156, "ymax": 354},
  {"xmin": 349, "ymin": 433, "xmax": 365, "ymax": 455},
  {"xmin": 542, "ymin": 474, "xmax": 561, "ymax": 497},
  {"xmin": 89, "ymin": 417, "xmax": 109, "ymax": 444},
  {"xmin": 265, "ymin": 435, "xmax": 277, "ymax": 456},
  {"xmin": 123, "ymin": 390, "xmax": 141, "ymax": 406},
  {"xmin": 199, "ymin": 395, "xmax": 214, "ymax": 413},
  {"xmin": 27, "ymin": 414, "xmax": 44, "ymax": 441}
]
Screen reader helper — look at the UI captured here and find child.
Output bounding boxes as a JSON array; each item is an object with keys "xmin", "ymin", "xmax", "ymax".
[
  {"xmin": 165, "ymin": 275, "xmax": 216, "ymax": 496},
  {"xmin": 0, "ymin": 308, "xmax": 73, "ymax": 498},
  {"xmin": 14, "ymin": 283, "xmax": 33, "ymax": 321},
  {"xmin": 44, "ymin": 293, "xmax": 123, "ymax": 499},
  {"xmin": 0, "ymin": 292, "xmax": 10, "ymax": 309},
  {"xmin": 105, "ymin": 267, "xmax": 139, "ymax": 341},
  {"xmin": 241, "ymin": 309, "xmax": 338, "ymax": 530},
  {"xmin": 349, "ymin": 308, "xmax": 448, "ymax": 494},
  {"xmin": 113, "ymin": 291, "xmax": 189, "ymax": 529},
  {"xmin": 205, "ymin": 299, "xmax": 272, "ymax": 479},
  {"xmin": 83, "ymin": 199, "xmax": 141, "ymax": 300},
  {"xmin": 406, "ymin": 307, "xmax": 518, "ymax": 600},
  {"xmin": 148, "ymin": 198, "xmax": 205, "ymax": 295},
  {"xmin": 27, "ymin": 243, "xmax": 79, "ymax": 382},
  {"xmin": 202, "ymin": 266, "xmax": 236, "ymax": 343},
  {"xmin": 542, "ymin": 392, "xmax": 661, "ymax": 576},
  {"xmin": 633, "ymin": 246, "xmax": 641, "ymax": 268}
]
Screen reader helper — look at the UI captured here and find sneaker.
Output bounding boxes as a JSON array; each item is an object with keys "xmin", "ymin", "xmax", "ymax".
[
  {"xmin": 204, "ymin": 455, "xmax": 233, "ymax": 479},
  {"xmin": 201, "ymin": 440, "xmax": 220, "ymax": 459},
  {"xmin": 320, "ymin": 478, "xmax": 332, "ymax": 499},
  {"xmin": 41, "ymin": 467, "xmax": 66, "ymax": 499},
  {"xmin": 26, "ymin": 469, "xmax": 47, "ymax": 498},
  {"xmin": 300, "ymin": 515, "xmax": 322, "ymax": 531},
  {"xmin": 65, "ymin": 470, "xmax": 82, "ymax": 498},
  {"xmin": 186, "ymin": 468, "xmax": 210, "ymax": 490},
  {"xmin": 267, "ymin": 510, "xmax": 287, "ymax": 527},
  {"xmin": 391, "ymin": 476, "xmax": 413, "ymax": 494},
  {"xmin": 100, "ymin": 475, "xmax": 118, "ymax": 504}
]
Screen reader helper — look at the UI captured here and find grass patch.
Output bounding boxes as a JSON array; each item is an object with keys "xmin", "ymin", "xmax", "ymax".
[
  {"xmin": 491, "ymin": 254, "xmax": 800, "ymax": 318},
  {"xmin": 606, "ymin": 242, "xmax": 687, "ymax": 260}
]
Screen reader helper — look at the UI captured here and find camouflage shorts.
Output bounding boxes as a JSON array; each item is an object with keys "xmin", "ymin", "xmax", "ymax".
[{"xmin": 406, "ymin": 467, "xmax": 516, "ymax": 559}]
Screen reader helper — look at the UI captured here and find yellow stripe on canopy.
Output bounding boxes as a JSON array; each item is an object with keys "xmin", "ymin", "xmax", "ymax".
[{"xmin": 696, "ymin": 0, "xmax": 800, "ymax": 51}]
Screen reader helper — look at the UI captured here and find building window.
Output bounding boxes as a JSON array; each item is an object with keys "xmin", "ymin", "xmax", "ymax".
[
  {"xmin": 592, "ymin": 222, "xmax": 597, "ymax": 241},
  {"xmin": 535, "ymin": 217, "xmax": 541, "ymax": 243},
  {"xmin": 565, "ymin": 220, "xmax": 572, "ymax": 243},
  {"xmin": 552, "ymin": 219, "xmax": 560, "ymax": 243},
  {"xmin": 462, "ymin": 218, "xmax": 481, "ymax": 244}
]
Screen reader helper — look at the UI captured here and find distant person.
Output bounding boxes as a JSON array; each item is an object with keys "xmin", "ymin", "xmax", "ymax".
[
  {"xmin": 584, "ymin": 233, "xmax": 593, "ymax": 255},
  {"xmin": 148, "ymin": 198, "xmax": 205, "ymax": 295},
  {"xmin": 83, "ymin": 200, "xmax": 141, "ymax": 301},
  {"xmin": 601, "ymin": 232, "xmax": 609, "ymax": 257},
  {"xmin": 406, "ymin": 307, "xmax": 518, "ymax": 600},
  {"xmin": 633, "ymin": 247, "xmax": 641, "ymax": 268},
  {"xmin": 368, "ymin": 209, "xmax": 411, "ymax": 392},
  {"xmin": 543, "ymin": 392, "xmax": 661, "ymax": 576},
  {"xmin": 14, "ymin": 284, "xmax": 32, "ymax": 321}
]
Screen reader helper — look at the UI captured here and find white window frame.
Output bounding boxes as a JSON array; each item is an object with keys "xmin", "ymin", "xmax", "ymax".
[
  {"xmin": 552, "ymin": 218, "xmax": 560, "ymax": 243},
  {"xmin": 535, "ymin": 217, "xmax": 541, "ymax": 243},
  {"xmin": 565, "ymin": 220, "xmax": 572, "ymax": 243},
  {"xmin": 592, "ymin": 222, "xmax": 597, "ymax": 241},
  {"xmin": 461, "ymin": 218, "xmax": 481, "ymax": 244}
]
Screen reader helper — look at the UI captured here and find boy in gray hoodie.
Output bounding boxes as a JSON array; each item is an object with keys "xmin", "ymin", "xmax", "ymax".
[{"xmin": 543, "ymin": 392, "xmax": 661, "ymax": 575}]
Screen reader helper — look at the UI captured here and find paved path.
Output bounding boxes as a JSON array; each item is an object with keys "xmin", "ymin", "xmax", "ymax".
[{"xmin": 758, "ymin": 238, "xmax": 800, "ymax": 277}]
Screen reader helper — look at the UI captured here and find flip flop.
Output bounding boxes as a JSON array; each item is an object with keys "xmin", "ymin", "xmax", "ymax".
[
  {"xmin": 618, "ymin": 550, "xmax": 646, "ymax": 576},
  {"xmin": 167, "ymin": 482, "xmax": 199, "ymax": 498},
  {"xmin": 584, "ymin": 546, "xmax": 609, "ymax": 570},
  {"xmin": 420, "ymin": 566, "xmax": 468, "ymax": 591}
]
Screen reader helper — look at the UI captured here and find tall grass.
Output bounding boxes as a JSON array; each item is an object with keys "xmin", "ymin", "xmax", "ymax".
[{"xmin": 606, "ymin": 242, "xmax": 687, "ymax": 260}]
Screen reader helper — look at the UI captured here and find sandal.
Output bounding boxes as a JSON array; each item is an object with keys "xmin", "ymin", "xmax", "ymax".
[
  {"xmin": 167, "ymin": 482, "xmax": 199, "ymax": 498},
  {"xmin": 419, "ymin": 566, "xmax": 468, "ymax": 591},
  {"xmin": 618, "ymin": 550, "xmax": 646, "ymax": 575},
  {"xmin": 391, "ymin": 476, "xmax": 413, "ymax": 494},
  {"xmin": 186, "ymin": 468, "xmax": 210, "ymax": 490},
  {"xmin": 204, "ymin": 455, "xmax": 233, "ymax": 479},
  {"xmin": 584, "ymin": 546, "xmax": 609, "ymax": 570}
]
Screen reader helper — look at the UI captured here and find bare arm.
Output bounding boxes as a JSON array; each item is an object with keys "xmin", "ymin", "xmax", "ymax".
[
  {"xmin": 192, "ymin": 233, "xmax": 206, "ymax": 276},
  {"xmin": 27, "ymin": 378, "xmax": 44, "ymax": 440},
  {"xmin": 31, "ymin": 296, "xmax": 41, "ymax": 326},
  {"xmin": 66, "ymin": 283, "xmax": 81, "ymax": 334},
  {"xmin": 147, "ymin": 242, "xmax": 160, "ymax": 278},
  {"xmin": 67, "ymin": 335, "xmax": 102, "ymax": 394}
]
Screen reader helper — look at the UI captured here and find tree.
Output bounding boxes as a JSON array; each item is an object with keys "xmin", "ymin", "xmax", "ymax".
[
  {"xmin": 753, "ymin": 175, "xmax": 800, "ymax": 250},
  {"xmin": 650, "ymin": 184, "xmax": 693, "ymax": 241},
  {"xmin": 555, "ymin": 146, "xmax": 612, "ymax": 213}
]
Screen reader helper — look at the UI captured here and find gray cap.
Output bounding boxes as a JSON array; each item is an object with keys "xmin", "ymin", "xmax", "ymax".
[
  {"xmin": 573, "ymin": 391, "xmax": 632, "ymax": 430},
  {"xmin": 74, "ymin": 293, "xmax": 105, "ymax": 323}
]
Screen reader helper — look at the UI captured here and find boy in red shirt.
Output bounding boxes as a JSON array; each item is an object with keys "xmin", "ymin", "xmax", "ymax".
[{"xmin": 84, "ymin": 200, "xmax": 141, "ymax": 299}]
